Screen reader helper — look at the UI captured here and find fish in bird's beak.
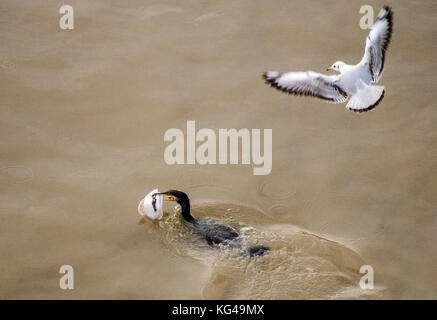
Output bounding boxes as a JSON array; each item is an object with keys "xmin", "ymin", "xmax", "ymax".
[{"xmin": 138, "ymin": 189, "xmax": 164, "ymax": 220}]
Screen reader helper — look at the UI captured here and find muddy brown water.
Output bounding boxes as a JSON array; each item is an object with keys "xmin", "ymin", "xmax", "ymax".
[{"xmin": 0, "ymin": 0, "xmax": 436, "ymax": 299}]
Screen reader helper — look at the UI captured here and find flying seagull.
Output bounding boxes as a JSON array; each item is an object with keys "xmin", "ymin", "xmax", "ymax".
[{"xmin": 263, "ymin": 6, "xmax": 393, "ymax": 112}]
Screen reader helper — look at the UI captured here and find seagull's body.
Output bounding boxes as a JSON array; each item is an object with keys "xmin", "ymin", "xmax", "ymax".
[{"xmin": 263, "ymin": 6, "xmax": 393, "ymax": 112}]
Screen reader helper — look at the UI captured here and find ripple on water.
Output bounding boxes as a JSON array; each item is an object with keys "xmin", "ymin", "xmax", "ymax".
[
  {"xmin": 267, "ymin": 204, "xmax": 291, "ymax": 220},
  {"xmin": 257, "ymin": 179, "xmax": 296, "ymax": 200}
]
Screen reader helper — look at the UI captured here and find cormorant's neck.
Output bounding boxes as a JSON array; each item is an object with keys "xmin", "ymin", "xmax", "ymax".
[{"xmin": 178, "ymin": 199, "xmax": 195, "ymax": 223}]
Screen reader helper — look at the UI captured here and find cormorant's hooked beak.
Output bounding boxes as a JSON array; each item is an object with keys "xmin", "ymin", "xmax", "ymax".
[{"xmin": 154, "ymin": 192, "xmax": 176, "ymax": 202}]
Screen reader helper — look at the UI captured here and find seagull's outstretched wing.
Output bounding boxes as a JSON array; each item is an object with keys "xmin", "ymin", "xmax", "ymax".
[
  {"xmin": 360, "ymin": 6, "xmax": 393, "ymax": 82},
  {"xmin": 263, "ymin": 71, "xmax": 348, "ymax": 103}
]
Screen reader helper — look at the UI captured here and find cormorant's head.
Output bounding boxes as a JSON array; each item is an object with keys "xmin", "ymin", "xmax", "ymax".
[
  {"xmin": 156, "ymin": 190, "xmax": 189, "ymax": 205},
  {"xmin": 153, "ymin": 190, "xmax": 193, "ymax": 222}
]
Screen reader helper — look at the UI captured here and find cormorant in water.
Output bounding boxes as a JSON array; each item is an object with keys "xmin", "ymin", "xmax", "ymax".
[{"xmin": 154, "ymin": 190, "xmax": 269, "ymax": 257}]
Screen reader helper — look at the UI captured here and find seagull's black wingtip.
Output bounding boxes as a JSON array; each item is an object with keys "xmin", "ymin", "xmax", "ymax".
[
  {"xmin": 380, "ymin": 6, "xmax": 394, "ymax": 30},
  {"xmin": 262, "ymin": 72, "xmax": 268, "ymax": 81},
  {"xmin": 383, "ymin": 5, "xmax": 393, "ymax": 13}
]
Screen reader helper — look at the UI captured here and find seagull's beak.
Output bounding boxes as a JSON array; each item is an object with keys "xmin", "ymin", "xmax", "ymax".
[{"xmin": 326, "ymin": 67, "xmax": 333, "ymax": 72}]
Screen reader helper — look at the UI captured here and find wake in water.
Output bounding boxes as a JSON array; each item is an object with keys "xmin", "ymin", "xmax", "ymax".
[{"xmin": 141, "ymin": 202, "xmax": 384, "ymax": 299}]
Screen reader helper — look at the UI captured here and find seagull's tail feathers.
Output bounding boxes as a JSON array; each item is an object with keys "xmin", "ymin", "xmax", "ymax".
[{"xmin": 346, "ymin": 85, "xmax": 385, "ymax": 112}]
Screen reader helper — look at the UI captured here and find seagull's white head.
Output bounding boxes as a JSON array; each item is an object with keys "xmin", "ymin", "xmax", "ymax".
[{"xmin": 327, "ymin": 61, "xmax": 345, "ymax": 73}]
